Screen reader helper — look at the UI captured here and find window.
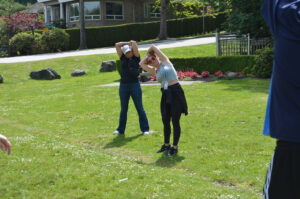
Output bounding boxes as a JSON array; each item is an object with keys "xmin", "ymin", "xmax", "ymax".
[
  {"xmin": 70, "ymin": 3, "xmax": 79, "ymax": 22},
  {"xmin": 70, "ymin": 2, "xmax": 100, "ymax": 22},
  {"xmin": 46, "ymin": 6, "xmax": 51, "ymax": 22},
  {"xmin": 84, "ymin": 2, "xmax": 100, "ymax": 20},
  {"xmin": 150, "ymin": 4, "xmax": 160, "ymax": 18},
  {"xmin": 144, "ymin": 3, "xmax": 160, "ymax": 18},
  {"xmin": 144, "ymin": 3, "xmax": 149, "ymax": 17},
  {"xmin": 106, "ymin": 2, "xmax": 123, "ymax": 20}
]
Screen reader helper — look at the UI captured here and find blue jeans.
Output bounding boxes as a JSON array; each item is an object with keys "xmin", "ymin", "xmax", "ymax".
[{"xmin": 117, "ymin": 82, "xmax": 149, "ymax": 134}]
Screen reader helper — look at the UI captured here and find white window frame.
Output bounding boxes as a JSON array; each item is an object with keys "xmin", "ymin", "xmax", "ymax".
[
  {"xmin": 144, "ymin": 3, "xmax": 149, "ymax": 18},
  {"xmin": 149, "ymin": 3, "xmax": 160, "ymax": 18},
  {"xmin": 69, "ymin": 3, "xmax": 79, "ymax": 22},
  {"xmin": 105, "ymin": 1, "xmax": 124, "ymax": 20},
  {"xmin": 84, "ymin": 1, "xmax": 101, "ymax": 21},
  {"xmin": 69, "ymin": 2, "xmax": 101, "ymax": 22}
]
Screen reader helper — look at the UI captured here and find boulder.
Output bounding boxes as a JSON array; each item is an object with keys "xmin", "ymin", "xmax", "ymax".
[
  {"xmin": 71, "ymin": 69, "xmax": 86, "ymax": 77},
  {"xmin": 100, "ymin": 61, "xmax": 116, "ymax": 72},
  {"xmin": 0, "ymin": 75, "xmax": 3, "ymax": 83},
  {"xmin": 30, "ymin": 68, "xmax": 61, "ymax": 80},
  {"xmin": 226, "ymin": 72, "xmax": 237, "ymax": 79},
  {"xmin": 139, "ymin": 72, "xmax": 151, "ymax": 82}
]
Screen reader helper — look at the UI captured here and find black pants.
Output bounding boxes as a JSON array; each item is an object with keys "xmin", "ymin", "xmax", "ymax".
[
  {"xmin": 162, "ymin": 103, "xmax": 182, "ymax": 146},
  {"xmin": 263, "ymin": 140, "xmax": 300, "ymax": 199},
  {"xmin": 161, "ymin": 83, "xmax": 187, "ymax": 146}
]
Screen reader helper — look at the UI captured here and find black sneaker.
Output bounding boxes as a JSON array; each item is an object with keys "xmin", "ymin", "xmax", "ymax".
[
  {"xmin": 167, "ymin": 147, "xmax": 178, "ymax": 156},
  {"xmin": 156, "ymin": 144, "xmax": 170, "ymax": 153}
]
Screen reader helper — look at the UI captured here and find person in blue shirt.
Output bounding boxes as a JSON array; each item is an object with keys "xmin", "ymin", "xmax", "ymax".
[
  {"xmin": 113, "ymin": 40, "xmax": 150, "ymax": 136},
  {"xmin": 140, "ymin": 45, "xmax": 188, "ymax": 156},
  {"xmin": 261, "ymin": 0, "xmax": 300, "ymax": 198}
]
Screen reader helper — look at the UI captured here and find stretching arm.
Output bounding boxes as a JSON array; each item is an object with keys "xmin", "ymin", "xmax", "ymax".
[
  {"xmin": 115, "ymin": 41, "xmax": 130, "ymax": 57},
  {"xmin": 139, "ymin": 55, "xmax": 156, "ymax": 75}
]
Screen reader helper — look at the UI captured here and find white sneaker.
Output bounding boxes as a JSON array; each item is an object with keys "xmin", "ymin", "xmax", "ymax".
[
  {"xmin": 113, "ymin": 130, "xmax": 120, "ymax": 135},
  {"xmin": 143, "ymin": 131, "xmax": 149, "ymax": 135}
]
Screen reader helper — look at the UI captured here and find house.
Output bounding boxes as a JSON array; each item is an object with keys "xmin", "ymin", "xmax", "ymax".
[{"xmin": 37, "ymin": 0, "xmax": 161, "ymax": 28}]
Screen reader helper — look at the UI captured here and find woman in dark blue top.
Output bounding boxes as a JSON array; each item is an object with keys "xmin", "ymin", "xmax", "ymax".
[
  {"xmin": 113, "ymin": 40, "xmax": 149, "ymax": 135},
  {"xmin": 261, "ymin": 0, "xmax": 300, "ymax": 198}
]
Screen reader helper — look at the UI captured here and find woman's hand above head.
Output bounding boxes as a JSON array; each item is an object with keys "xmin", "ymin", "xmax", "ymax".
[
  {"xmin": 115, "ymin": 41, "xmax": 131, "ymax": 58},
  {"xmin": 139, "ymin": 54, "xmax": 156, "ymax": 76},
  {"xmin": 147, "ymin": 45, "xmax": 172, "ymax": 66}
]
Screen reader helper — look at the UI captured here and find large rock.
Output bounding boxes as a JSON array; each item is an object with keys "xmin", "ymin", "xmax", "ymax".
[
  {"xmin": 30, "ymin": 68, "xmax": 61, "ymax": 80},
  {"xmin": 0, "ymin": 75, "xmax": 3, "ymax": 83},
  {"xmin": 71, "ymin": 69, "xmax": 86, "ymax": 77},
  {"xmin": 139, "ymin": 72, "xmax": 151, "ymax": 82},
  {"xmin": 100, "ymin": 61, "xmax": 116, "ymax": 72},
  {"xmin": 226, "ymin": 72, "xmax": 237, "ymax": 79}
]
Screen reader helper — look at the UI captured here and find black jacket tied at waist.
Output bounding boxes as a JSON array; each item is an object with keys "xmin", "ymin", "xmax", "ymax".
[{"xmin": 161, "ymin": 83, "xmax": 188, "ymax": 118}]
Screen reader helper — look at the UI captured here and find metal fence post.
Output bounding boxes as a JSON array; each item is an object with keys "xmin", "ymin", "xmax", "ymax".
[
  {"xmin": 247, "ymin": 33, "xmax": 251, "ymax": 55},
  {"xmin": 216, "ymin": 29, "xmax": 220, "ymax": 56}
]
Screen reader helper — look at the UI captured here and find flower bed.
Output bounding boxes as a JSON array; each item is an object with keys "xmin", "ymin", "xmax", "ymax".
[{"xmin": 149, "ymin": 70, "xmax": 245, "ymax": 82}]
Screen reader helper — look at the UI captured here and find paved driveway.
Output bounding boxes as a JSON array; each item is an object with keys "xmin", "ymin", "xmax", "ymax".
[{"xmin": 0, "ymin": 36, "xmax": 215, "ymax": 64}]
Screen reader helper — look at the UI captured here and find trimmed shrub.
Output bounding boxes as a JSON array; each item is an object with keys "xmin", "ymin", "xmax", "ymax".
[
  {"xmin": 66, "ymin": 14, "xmax": 226, "ymax": 50},
  {"xmin": 117, "ymin": 55, "xmax": 256, "ymax": 76},
  {"xmin": 41, "ymin": 28, "xmax": 70, "ymax": 52},
  {"xmin": 9, "ymin": 32, "xmax": 42, "ymax": 55},
  {"xmin": 244, "ymin": 47, "xmax": 273, "ymax": 78}
]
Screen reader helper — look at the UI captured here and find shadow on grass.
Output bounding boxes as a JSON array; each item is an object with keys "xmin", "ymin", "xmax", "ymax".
[
  {"xmin": 103, "ymin": 134, "xmax": 142, "ymax": 149},
  {"xmin": 155, "ymin": 153, "xmax": 185, "ymax": 168}
]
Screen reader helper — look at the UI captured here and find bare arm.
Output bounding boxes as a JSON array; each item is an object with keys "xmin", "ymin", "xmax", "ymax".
[
  {"xmin": 130, "ymin": 40, "xmax": 140, "ymax": 57},
  {"xmin": 0, "ymin": 134, "xmax": 11, "ymax": 155},
  {"xmin": 139, "ymin": 55, "xmax": 156, "ymax": 76},
  {"xmin": 115, "ymin": 41, "xmax": 130, "ymax": 57},
  {"xmin": 147, "ymin": 45, "xmax": 171, "ymax": 64}
]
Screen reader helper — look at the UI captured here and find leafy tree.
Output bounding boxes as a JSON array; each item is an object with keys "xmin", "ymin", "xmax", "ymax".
[
  {"xmin": 157, "ymin": 0, "xmax": 205, "ymax": 40},
  {"xmin": 0, "ymin": 0, "xmax": 25, "ymax": 15},
  {"xmin": 14, "ymin": 0, "xmax": 36, "ymax": 6},
  {"xmin": 0, "ymin": 9, "xmax": 44, "ymax": 55},
  {"xmin": 1, "ymin": 12, "xmax": 44, "ymax": 36},
  {"xmin": 222, "ymin": 0, "xmax": 270, "ymax": 38}
]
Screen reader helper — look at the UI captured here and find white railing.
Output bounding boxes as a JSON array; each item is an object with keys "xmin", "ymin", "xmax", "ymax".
[
  {"xmin": 150, "ymin": 13, "xmax": 160, "ymax": 18},
  {"xmin": 85, "ymin": 15, "xmax": 101, "ymax": 20},
  {"xmin": 70, "ymin": 16, "xmax": 79, "ymax": 22},
  {"xmin": 106, "ymin": 15, "xmax": 123, "ymax": 20},
  {"xmin": 216, "ymin": 31, "xmax": 273, "ymax": 56},
  {"xmin": 70, "ymin": 15, "xmax": 101, "ymax": 22}
]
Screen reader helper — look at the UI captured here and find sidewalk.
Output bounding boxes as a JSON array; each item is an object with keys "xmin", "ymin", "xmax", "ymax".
[
  {"xmin": 96, "ymin": 80, "xmax": 205, "ymax": 87},
  {"xmin": 0, "ymin": 36, "xmax": 215, "ymax": 64}
]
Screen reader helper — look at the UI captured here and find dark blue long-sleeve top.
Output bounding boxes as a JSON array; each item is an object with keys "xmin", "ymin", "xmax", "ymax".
[{"xmin": 262, "ymin": 0, "xmax": 300, "ymax": 142}]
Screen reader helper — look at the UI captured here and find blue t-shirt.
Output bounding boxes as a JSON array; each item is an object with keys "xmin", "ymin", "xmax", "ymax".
[
  {"xmin": 156, "ymin": 63, "xmax": 178, "ymax": 89},
  {"xmin": 262, "ymin": 0, "xmax": 300, "ymax": 142}
]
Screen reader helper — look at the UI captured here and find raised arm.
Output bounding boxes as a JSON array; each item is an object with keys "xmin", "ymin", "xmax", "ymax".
[
  {"xmin": 147, "ymin": 45, "xmax": 170, "ymax": 64},
  {"xmin": 130, "ymin": 40, "xmax": 140, "ymax": 57},
  {"xmin": 139, "ymin": 55, "xmax": 156, "ymax": 76},
  {"xmin": 115, "ymin": 41, "xmax": 130, "ymax": 57}
]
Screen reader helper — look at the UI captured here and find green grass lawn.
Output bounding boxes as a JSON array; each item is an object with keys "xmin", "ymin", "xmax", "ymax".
[{"xmin": 0, "ymin": 44, "xmax": 274, "ymax": 198}]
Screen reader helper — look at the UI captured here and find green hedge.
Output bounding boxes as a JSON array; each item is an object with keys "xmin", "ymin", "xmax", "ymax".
[
  {"xmin": 66, "ymin": 14, "xmax": 226, "ymax": 50},
  {"xmin": 116, "ymin": 55, "xmax": 256, "ymax": 75}
]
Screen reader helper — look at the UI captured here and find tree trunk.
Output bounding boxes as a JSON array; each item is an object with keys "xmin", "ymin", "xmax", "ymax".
[
  {"xmin": 79, "ymin": 0, "xmax": 87, "ymax": 49},
  {"xmin": 159, "ymin": 0, "xmax": 167, "ymax": 40}
]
